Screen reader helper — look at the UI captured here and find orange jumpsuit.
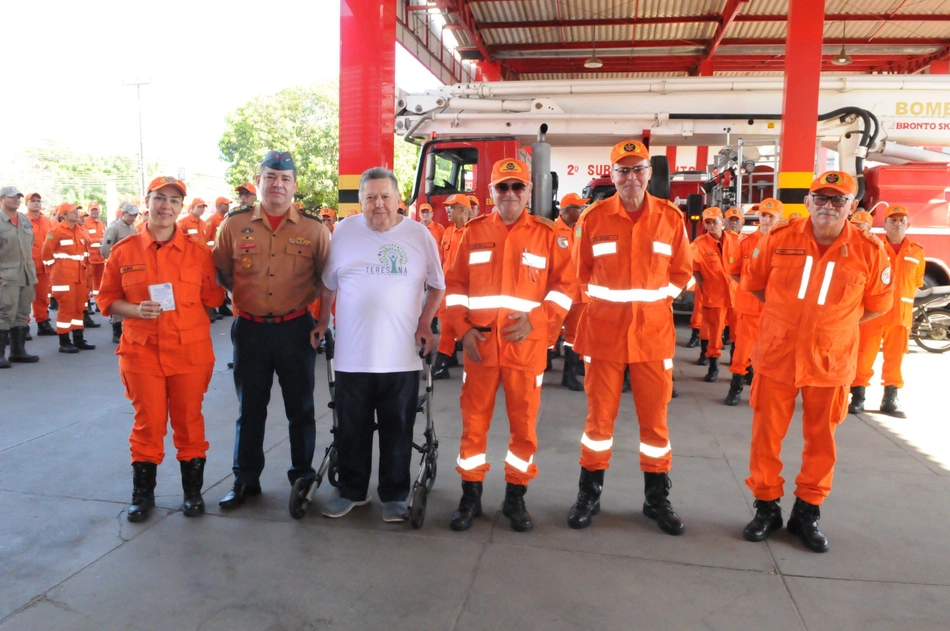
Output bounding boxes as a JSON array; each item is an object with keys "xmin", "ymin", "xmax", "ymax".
[
  {"xmin": 727, "ymin": 230, "xmax": 766, "ymax": 376},
  {"xmin": 573, "ymin": 193, "xmax": 693, "ymax": 473},
  {"xmin": 28, "ymin": 213, "xmax": 52, "ymax": 323},
  {"xmin": 742, "ymin": 219, "xmax": 892, "ymax": 505},
  {"xmin": 554, "ymin": 215, "xmax": 586, "ymax": 346},
  {"xmin": 85, "ymin": 217, "xmax": 106, "ymax": 302},
  {"xmin": 436, "ymin": 224, "xmax": 465, "ymax": 357},
  {"xmin": 426, "ymin": 220, "xmax": 446, "ymax": 249},
  {"xmin": 205, "ymin": 212, "xmax": 226, "ymax": 248},
  {"xmin": 689, "ymin": 286, "xmax": 703, "ymax": 331},
  {"xmin": 178, "ymin": 214, "xmax": 207, "ymax": 246},
  {"xmin": 42, "ymin": 222, "xmax": 88, "ymax": 334},
  {"xmin": 691, "ymin": 230, "xmax": 739, "ymax": 359},
  {"xmin": 853, "ymin": 237, "xmax": 925, "ymax": 389},
  {"xmin": 97, "ymin": 227, "xmax": 225, "ymax": 465},
  {"xmin": 445, "ymin": 211, "xmax": 578, "ymax": 485}
]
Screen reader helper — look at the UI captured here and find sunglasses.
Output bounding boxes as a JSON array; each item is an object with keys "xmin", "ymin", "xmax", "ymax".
[
  {"xmin": 810, "ymin": 194, "xmax": 853, "ymax": 208},
  {"xmin": 494, "ymin": 182, "xmax": 527, "ymax": 193}
]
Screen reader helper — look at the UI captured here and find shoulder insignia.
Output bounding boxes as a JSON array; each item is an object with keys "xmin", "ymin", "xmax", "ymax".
[
  {"xmin": 578, "ymin": 199, "xmax": 607, "ymax": 220},
  {"xmin": 301, "ymin": 207, "xmax": 322, "ymax": 221},
  {"xmin": 860, "ymin": 229, "xmax": 884, "ymax": 247},
  {"xmin": 769, "ymin": 219, "xmax": 791, "ymax": 233},
  {"xmin": 227, "ymin": 203, "xmax": 253, "ymax": 217},
  {"xmin": 532, "ymin": 215, "xmax": 556, "ymax": 230},
  {"xmin": 466, "ymin": 214, "xmax": 490, "ymax": 226}
]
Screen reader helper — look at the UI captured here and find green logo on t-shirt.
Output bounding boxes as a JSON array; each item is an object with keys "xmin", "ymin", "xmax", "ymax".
[{"xmin": 373, "ymin": 244, "xmax": 409, "ymax": 276}]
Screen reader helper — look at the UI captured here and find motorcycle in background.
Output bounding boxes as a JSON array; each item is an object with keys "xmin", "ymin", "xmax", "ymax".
[{"xmin": 911, "ymin": 287, "xmax": 950, "ymax": 353}]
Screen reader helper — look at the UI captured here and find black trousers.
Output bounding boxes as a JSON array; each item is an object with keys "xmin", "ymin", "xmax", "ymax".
[
  {"xmin": 231, "ymin": 314, "xmax": 316, "ymax": 486},
  {"xmin": 335, "ymin": 370, "xmax": 419, "ymax": 503}
]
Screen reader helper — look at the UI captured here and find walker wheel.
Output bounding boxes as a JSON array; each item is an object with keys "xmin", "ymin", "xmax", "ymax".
[
  {"xmin": 289, "ymin": 477, "xmax": 311, "ymax": 520},
  {"xmin": 328, "ymin": 450, "xmax": 340, "ymax": 488},
  {"xmin": 409, "ymin": 483, "xmax": 428, "ymax": 529}
]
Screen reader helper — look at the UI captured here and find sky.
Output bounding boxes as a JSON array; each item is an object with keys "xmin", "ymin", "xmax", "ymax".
[{"xmin": 1, "ymin": 0, "xmax": 443, "ymax": 186}]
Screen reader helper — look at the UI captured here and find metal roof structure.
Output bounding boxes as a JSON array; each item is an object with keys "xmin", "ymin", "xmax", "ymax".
[{"xmin": 398, "ymin": 0, "xmax": 950, "ymax": 82}]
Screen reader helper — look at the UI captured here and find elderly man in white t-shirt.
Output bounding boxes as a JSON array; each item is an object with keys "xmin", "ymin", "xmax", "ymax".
[{"xmin": 312, "ymin": 167, "xmax": 445, "ymax": 521}]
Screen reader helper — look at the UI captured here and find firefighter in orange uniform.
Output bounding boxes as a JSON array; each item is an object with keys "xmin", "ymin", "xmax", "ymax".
[
  {"xmin": 84, "ymin": 202, "xmax": 106, "ymax": 322},
  {"xmin": 467, "ymin": 195, "xmax": 480, "ymax": 217},
  {"xmin": 723, "ymin": 198, "xmax": 782, "ymax": 406},
  {"xmin": 567, "ymin": 140, "xmax": 692, "ymax": 536},
  {"xmin": 179, "ymin": 198, "xmax": 208, "ymax": 243},
  {"xmin": 432, "ymin": 193, "xmax": 472, "ymax": 380},
  {"xmin": 741, "ymin": 171, "xmax": 892, "ymax": 552},
  {"xmin": 419, "ymin": 202, "xmax": 445, "ymax": 245},
  {"xmin": 42, "ymin": 203, "xmax": 96, "ymax": 353},
  {"xmin": 320, "ymin": 207, "xmax": 337, "ymax": 234},
  {"xmin": 686, "ymin": 281, "xmax": 702, "ymax": 347},
  {"xmin": 722, "ymin": 207, "xmax": 743, "ymax": 355},
  {"xmin": 23, "ymin": 193, "xmax": 56, "ymax": 336},
  {"xmin": 850, "ymin": 204, "xmax": 925, "ymax": 418},
  {"xmin": 445, "ymin": 158, "xmax": 577, "ymax": 532},
  {"xmin": 98, "ymin": 176, "xmax": 224, "ymax": 522},
  {"xmin": 206, "ymin": 196, "xmax": 231, "ymax": 247},
  {"xmin": 849, "ymin": 210, "xmax": 872, "ymax": 231},
  {"xmin": 554, "ymin": 192, "xmax": 588, "ymax": 391},
  {"xmin": 690, "ymin": 207, "xmax": 739, "ymax": 381}
]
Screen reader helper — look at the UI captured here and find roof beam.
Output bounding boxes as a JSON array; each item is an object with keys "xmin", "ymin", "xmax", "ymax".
[
  {"xmin": 704, "ymin": 0, "xmax": 747, "ymax": 60},
  {"xmin": 488, "ymin": 37, "xmax": 950, "ymax": 53},
  {"xmin": 475, "ymin": 13, "xmax": 950, "ymax": 30},
  {"xmin": 440, "ymin": 0, "xmax": 494, "ymax": 63},
  {"xmin": 870, "ymin": 44, "xmax": 950, "ymax": 74}
]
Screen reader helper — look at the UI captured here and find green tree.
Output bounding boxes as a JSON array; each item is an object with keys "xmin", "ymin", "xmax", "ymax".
[
  {"xmin": 21, "ymin": 140, "xmax": 140, "ymax": 205},
  {"xmin": 393, "ymin": 137, "xmax": 420, "ymax": 202}
]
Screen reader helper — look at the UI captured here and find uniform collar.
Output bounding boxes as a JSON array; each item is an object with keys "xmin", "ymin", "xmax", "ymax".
[
  {"xmin": 251, "ymin": 203, "xmax": 300, "ymax": 224},
  {"xmin": 490, "ymin": 207, "xmax": 531, "ymax": 229},
  {"xmin": 606, "ymin": 191, "xmax": 654, "ymax": 218},
  {"xmin": 140, "ymin": 224, "xmax": 187, "ymax": 251}
]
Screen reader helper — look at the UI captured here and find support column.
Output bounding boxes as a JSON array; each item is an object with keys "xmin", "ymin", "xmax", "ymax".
[
  {"xmin": 777, "ymin": 0, "xmax": 825, "ymax": 218},
  {"xmin": 474, "ymin": 61, "xmax": 502, "ymax": 82},
  {"xmin": 930, "ymin": 59, "xmax": 949, "ymax": 74},
  {"xmin": 666, "ymin": 146, "xmax": 677, "ymax": 171},
  {"xmin": 339, "ymin": 0, "xmax": 397, "ymax": 215},
  {"xmin": 696, "ymin": 146, "xmax": 709, "ymax": 171}
]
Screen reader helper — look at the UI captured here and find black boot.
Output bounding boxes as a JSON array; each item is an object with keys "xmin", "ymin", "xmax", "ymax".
[
  {"xmin": 728, "ymin": 341, "xmax": 735, "ymax": 365},
  {"xmin": 848, "ymin": 386, "xmax": 865, "ymax": 415},
  {"xmin": 82, "ymin": 310, "xmax": 101, "ymax": 328},
  {"xmin": 742, "ymin": 499, "xmax": 783, "ymax": 542},
  {"xmin": 36, "ymin": 319, "xmax": 57, "ymax": 336},
  {"xmin": 622, "ymin": 367, "xmax": 631, "ymax": 393},
  {"xmin": 743, "ymin": 365, "xmax": 755, "ymax": 386},
  {"xmin": 446, "ymin": 350, "xmax": 459, "ymax": 367},
  {"xmin": 724, "ymin": 373, "xmax": 743, "ymax": 406},
  {"xmin": 58, "ymin": 333, "xmax": 79, "ymax": 354},
  {"xmin": 686, "ymin": 328, "xmax": 700, "ymax": 348},
  {"xmin": 180, "ymin": 458, "xmax": 206, "ymax": 517},
  {"xmin": 8, "ymin": 327, "xmax": 39, "ymax": 363},
  {"xmin": 432, "ymin": 352, "xmax": 451, "ymax": 380},
  {"xmin": 696, "ymin": 340, "xmax": 708, "ymax": 366},
  {"xmin": 545, "ymin": 347, "xmax": 555, "ymax": 372},
  {"xmin": 567, "ymin": 468, "xmax": 604, "ymax": 529},
  {"xmin": 218, "ymin": 298, "xmax": 232, "ymax": 316},
  {"xmin": 449, "ymin": 481, "xmax": 483, "ymax": 531},
  {"xmin": 128, "ymin": 462, "xmax": 157, "ymax": 522},
  {"xmin": 561, "ymin": 348, "xmax": 584, "ymax": 392},
  {"xmin": 24, "ymin": 326, "xmax": 32, "ymax": 340},
  {"xmin": 49, "ymin": 296, "xmax": 58, "ymax": 310},
  {"xmin": 704, "ymin": 356, "xmax": 720, "ymax": 382},
  {"xmin": 112, "ymin": 322, "xmax": 122, "ymax": 343},
  {"xmin": 786, "ymin": 497, "xmax": 829, "ymax": 553},
  {"xmin": 0, "ymin": 330, "xmax": 10, "ymax": 369},
  {"xmin": 73, "ymin": 329, "xmax": 96, "ymax": 350},
  {"xmin": 642, "ymin": 472, "xmax": 685, "ymax": 536},
  {"xmin": 880, "ymin": 385, "xmax": 907, "ymax": 418},
  {"xmin": 502, "ymin": 483, "xmax": 534, "ymax": 532}
]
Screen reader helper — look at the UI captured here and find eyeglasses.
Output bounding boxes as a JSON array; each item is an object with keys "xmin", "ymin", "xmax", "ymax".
[
  {"xmin": 494, "ymin": 182, "xmax": 527, "ymax": 193},
  {"xmin": 810, "ymin": 194, "xmax": 853, "ymax": 208},
  {"xmin": 612, "ymin": 165, "xmax": 652, "ymax": 177}
]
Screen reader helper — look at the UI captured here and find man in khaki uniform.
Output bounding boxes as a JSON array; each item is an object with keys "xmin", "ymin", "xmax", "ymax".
[{"xmin": 0, "ymin": 186, "xmax": 40, "ymax": 367}]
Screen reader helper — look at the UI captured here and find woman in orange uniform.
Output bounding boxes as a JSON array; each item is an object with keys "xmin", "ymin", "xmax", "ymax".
[{"xmin": 97, "ymin": 176, "xmax": 225, "ymax": 523}]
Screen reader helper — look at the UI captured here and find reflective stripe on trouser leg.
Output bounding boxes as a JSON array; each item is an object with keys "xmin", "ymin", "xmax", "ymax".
[
  {"xmin": 792, "ymin": 381, "xmax": 846, "ymax": 505},
  {"xmin": 579, "ymin": 358, "xmax": 625, "ymax": 470},
  {"xmin": 628, "ymin": 361, "xmax": 674, "ymax": 473},
  {"xmin": 500, "ymin": 366, "xmax": 542, "ymax": 485},
  {"xmin": 728, "ymin": 312, "xmax": 760, "ymax": 376},
  {"xmin": 852, "ymin": 320, "xmax": 884, "ymax": 387},
  {"xmin": 457, "ymin": 361, "xmax": 502, "ymax": 481},
  {"xmin": 880, "ymin": 324, "xmax": 909, "ymax": 388},
  {"xmin": 700, "ymin": 305, "xmax": 727, "ymax": 358},
  {"xmin": 53, "ymin": 283, "xmax": 83, "ymax": 334}
]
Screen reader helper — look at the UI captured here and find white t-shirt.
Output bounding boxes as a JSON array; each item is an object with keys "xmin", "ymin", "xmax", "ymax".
[{"xmin": 322, "ymin": 214, "xmax": 445, "ymax": 373}]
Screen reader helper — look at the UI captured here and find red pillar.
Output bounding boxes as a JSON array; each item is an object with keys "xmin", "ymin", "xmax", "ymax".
[
  {"xmin": 474, "ymin": 61, "xmax": 503, "ymax": 82},
  {"xmin": 338, "ymin": 0, "xmax": 396, "ymax": 215},
  {"xmin": 666, "ymin": 146, "xmax": 677, "ymax": 171},
  {"xmin": 696, "ymin": 146, "xmax": 709, "ymax": 171},
  {"xmin": 930, "ymin": 59, "xmax": 950, "ymax": 74},
  {"xmin": 777, "ymin": 0, "xmax": 825, "ymax": 217}
]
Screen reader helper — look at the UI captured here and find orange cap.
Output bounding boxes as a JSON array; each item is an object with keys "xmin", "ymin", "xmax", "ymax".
[
  {"xmin": 24, "ymin": 192, "xmax": 41, "ymax": 201},
  {"xmin": 319, "ymin": 207, "xmax": 335, "ymax": 217},
  {"xmin": 344, "ymin": 209, "xmax": 360, "ymax": 217},
  {"xmin": 724, "ymin": 207, "xmax": 742, "ymax": 219},
  {"xmin": 882, "ymin": 204, "xmax": 909, "ymax": 219},
  {"xmin": 147, "ymin": 176, "xmax": 187, "ymax": 196},
  {"xmin": 850, "ymin": 210, "xmax": 873, "ymax": 225},
  {"xmin": 758, "ymin": 198, "xmax": 783, "ymax": 216},
  {"xmin": 560, "ymin": 193, "xmax": 589, "ymax": 208},
  {"xmin": 609, "ymin": 139, "xmax": 650, "ymax": 164},
  {"xmin": 87, "ymin": 201, "xmax": 100, "ymax": 210},
  {"xmin": 398, "ymin": 200, "xmax": 407, "ymax": 211},
  {"xmin": 419, "ymin": 203, "xmax": 433, "ymax": 213},
  {"xmin": 702, "ymin": 207, "xmax": 723, "ymax": 220},
  {"xmin": 55, "ymin": 202, "xmax": 81, "ymax": 216},
  {"xmin": 809, "ymin": 171, "xmax": 857, "ymax": 197},
  {"xmin": 444, "ymin": 194, "xmax": 472, "ymax": 209},
  {"xmin": 214, "ymin": 196, "xmax": 231, "ymax": 206},
  {"xmin": 490, "ymin": 159, "xmax": 531, "ymax": 185},
  {"xmin": 467, "ymin": 195, "xmax": 479, "ymax": 206},
  {"xmin": 235, "ymin": 182, "xmax": 257, "ymax": 195},
  {"xmin": 190, "ymin": 198, "xmax": 207, "ymax": 208},
  {"xmin": 79, "ymin": 209, "xmax": 89, "ymax": 218}
]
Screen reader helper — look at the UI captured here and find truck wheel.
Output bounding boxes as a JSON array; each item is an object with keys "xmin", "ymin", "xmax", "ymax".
[{"xmin": 647, "ymin": 156, "xmax": 671, "ymax": 200}]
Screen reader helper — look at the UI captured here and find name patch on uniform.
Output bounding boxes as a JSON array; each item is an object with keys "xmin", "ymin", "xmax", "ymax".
[
  {"xmin": 289, "ymin": 237, "xmax": 311, "ymax": 246},
  {"xmin": 775, "ymin": 248, "xmax": 806, "ymax": 255},
  {"xmin": 120, "ymin": 264, "xmax": 147, "ymax": 274},
  {"xmin": 591, "ymin": 235, "xmax": 617, "ymax": 243}
]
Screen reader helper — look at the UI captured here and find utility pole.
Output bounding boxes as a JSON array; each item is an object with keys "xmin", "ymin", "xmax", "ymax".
[{"xmin": 123, "ymin": 79, "xmax": 151, "ymax": 198}]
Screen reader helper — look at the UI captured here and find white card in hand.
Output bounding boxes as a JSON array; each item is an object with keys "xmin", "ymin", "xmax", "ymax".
[{"xmin": 148, "ymin": 283, "xmax": 176, "ymax": 311}]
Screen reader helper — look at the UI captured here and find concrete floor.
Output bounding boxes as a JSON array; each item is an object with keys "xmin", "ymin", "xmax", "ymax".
[{"xmin": 1, "ymin": 313, "xmax": 949, "ymax": 630}]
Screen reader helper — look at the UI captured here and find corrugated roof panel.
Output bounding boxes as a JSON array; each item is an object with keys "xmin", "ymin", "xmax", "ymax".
[
  {"xmin": 520, "ymin": 71, "xmax": 690, "ymax": 81},
  {"xmin": 562, "ymin": 0, "xmax": 635, "ymax": 20},
  {"xmin": 728, "ymin": 20, "xmax": 789, "ymax": 40},
  {"xmin": 634, "ymin": 21, "xmax": 717, "ymax": 42},
  {"xmin": 638, "ymin": 0, "xmax": 723, "ymax": 18},
  {"xmin": 471, "ymin": 0, "xmax": 557, "ymax": 24},
  {"xmin": 738, "ymin": 0, "xmax": 788, "ymax": 16}
]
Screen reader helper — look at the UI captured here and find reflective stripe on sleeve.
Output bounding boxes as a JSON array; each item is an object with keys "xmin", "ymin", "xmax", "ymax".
[
  {"xmin": 468, "ymin": 295, "xmax": 541, "ymax": 312},
  {"xmin": 640, "ymin": 441, "xmax": 671, "ymax": 459},
  {"xmin": 469, "ymin": 250, "xmax": 491, "ymax": 265},
  {"xmin": 187, "ymin": 229, "xmax": 198, "ymax": 234},
  {"xmin": 544, "ymin": 290, "xmax": 573, "ymax": 311},
  {"xmin": 445, "ymin": 294, "xmax": 468, "ymax": 308},
  {"xmin": 51, "ymin": 285, "xmax": 70, "ymax": 292},
  {"xmin": 53, "ymin": 253, "xmax": 84, "ymax": 261},
  {"xmin": 797, "ymin": 255, "xmax": 814, "ymax": 300},
  {"xmin": 462, "ymin": 371, "xmax": 466, "ymax": 384},
  {"xmin": 901, "ymin": 297, "xmax": 914, "ymax": 304},
  {"xmin": 816, "ymin": 261, "xmax": 835, "ymax": 306},
  {"xmin": 903, "ymin": 256, "xmax": 919, "ymax": 264},
  {"xmin": 686, "ymin": 276, "xmax": 697, "ymax": 290},
  {"xmin": 91, "ymin": 243, "xmax": 101, "ymax": 248},
  {"xmin": 59, "ymin": 239, "xmax": 74, "ymax": 246},
  {"xmin": 581, "ymin": 433, "xmax": 613, "ymax": 452},
  {"xmin": 665, "ymin": 283, "xmax": 683, "ymax": 299},
  {"xmin": 536, "ymin": 373, "xmax": 543, "ymax": 388},
  {"xmin": 457, "ymin": 453, "xmax": 486, "ymax": 470},
  {"xmin": 663, "ymin": 358, "xmax": 673, "ymax": 370},
  {"xmin": 653, "ymin": 241, "xmax": 672, "ymax": 256},
  {"xmin": 587, "ymin": 284, "xmax": 668, "ymax": 303},
  {"xmin": 584, "ymin": 355, "xmax": 591, "ymax": 363},
  {"xmin": 592, "ymin": 242, "xmax": 617, "ymax": 257},
  {"xmin": 522, "ymin": 252, "xmax": 546, "ymax": 269},
  {"xmin": 505, "ymin": 451, "xmax": 533, "ymax": 473}
]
